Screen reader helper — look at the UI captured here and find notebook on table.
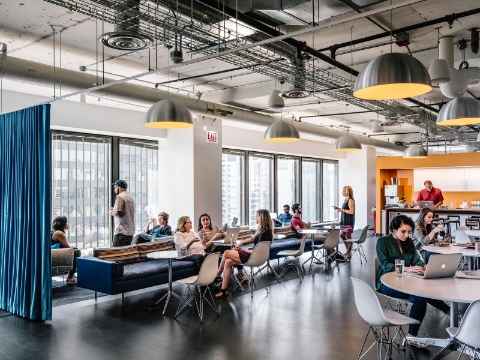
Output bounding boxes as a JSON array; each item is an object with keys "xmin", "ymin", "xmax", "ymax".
[
  {"xmin": 405, "ymin": 253, "xmax": 462, "ymax": 279},
  {"xmin": 418, "ymin": 201, "xmax": 434, "ymax": 209}
]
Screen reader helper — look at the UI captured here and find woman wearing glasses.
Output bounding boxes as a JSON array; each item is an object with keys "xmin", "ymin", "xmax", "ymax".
[{"xmin": 173, "ymin": 216, "xmax": 205, "ymax": 270}]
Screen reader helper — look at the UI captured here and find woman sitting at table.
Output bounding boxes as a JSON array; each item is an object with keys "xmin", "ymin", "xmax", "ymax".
[
  {"xmin": 173, "ymin": 216, "xmax": 205, "ymax": 271},
  {"xmin": 197, "ymin": 213, "xmax": 223, "ymax": 253},
  {"xmin": 214, "ymin": 209, "xmax": 273, "ymax": 299},
  {"xmin": 377, "ymin": 215, "xmax": 450, "ymax": 348},
  {"xmin": 51, "ymin": 216, "xmax": 82, "ymax": 285},
  {"xmin": 145, "ymin": 211, "xmax": 172, "ymax": 237},
  {"xmin": 412, "ymin": 208, "xmax": 450, "ymax": 262}
]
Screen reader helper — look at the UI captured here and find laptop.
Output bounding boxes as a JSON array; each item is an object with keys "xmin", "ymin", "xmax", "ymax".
[
  {"xmin": 231, "ymin": 217, "xmax": 238, "ymax": 227},
  {"xmin": 405, "ymin": 253, "xmax": 462, "ymax": 279},
  {"xmin": 213, "ymin": 227, "xmax": 241, "ymax": 245},
  {"xmin": 270, "ymin": 212, "xmax": 278, "ymax": 220},
  {"xmin": 418, "ymin": 201, "xmax": 434, "ymax": 209}
]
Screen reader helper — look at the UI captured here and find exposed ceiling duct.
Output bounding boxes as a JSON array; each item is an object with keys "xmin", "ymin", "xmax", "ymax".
[
  {"xmin": 1, "ymin": 54, "xmax": 406, "ymax": 152},
  {"xmin": 281, "ymin": 57, "xmax": 310, "ymax": 99},
  {"xmin": 99, "ymin": 0, "xmax": 154, "ymax": 50}
]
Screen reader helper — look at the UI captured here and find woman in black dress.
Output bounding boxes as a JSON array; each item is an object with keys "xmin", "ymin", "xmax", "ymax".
[
  {"xmin": 214, "ymin": 209, "xmax": 273, "ymax": 299},
  {"xmin": 333, "ymin": 185, "xmax": 355, "ymax": 259}
]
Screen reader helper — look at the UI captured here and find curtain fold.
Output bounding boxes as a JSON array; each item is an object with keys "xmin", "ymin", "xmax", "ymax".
[{"xmin": 0, "ymin": 104, "xmax": 52, "ymax": 320}]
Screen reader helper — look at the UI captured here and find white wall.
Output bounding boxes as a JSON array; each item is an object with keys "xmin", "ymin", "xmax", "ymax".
[
  {"xmin": 1, "ymin": 90, "xmax": 167, "ymax": 139},
  {"xmin": 339, "ymin": 147, "xmax": 376, "ymax": 228},
  {"xmin": 222, "ymin": 126, "xmax": 345, "ymax": 160}
]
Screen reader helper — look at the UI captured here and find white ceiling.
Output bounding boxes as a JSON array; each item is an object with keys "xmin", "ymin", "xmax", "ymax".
[{"xmin": 0, "ymin": 0, "xmax": 479, "ymax": 148}]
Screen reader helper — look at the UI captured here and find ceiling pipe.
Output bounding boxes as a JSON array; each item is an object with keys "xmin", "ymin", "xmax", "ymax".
[{"xmin": 2, "ymin": 55, "xmax": 405, "ymax": 152}]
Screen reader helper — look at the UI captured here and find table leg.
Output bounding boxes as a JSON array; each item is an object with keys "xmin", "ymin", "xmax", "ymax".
[{"xmin": 302, "ymin": 235, "xmax": 323, "ymax": 270}]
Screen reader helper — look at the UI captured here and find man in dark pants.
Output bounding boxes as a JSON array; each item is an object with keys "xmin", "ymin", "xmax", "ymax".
[{"xmin": 109, "ymin": 180, "xmax": 135, "ymax": 246}]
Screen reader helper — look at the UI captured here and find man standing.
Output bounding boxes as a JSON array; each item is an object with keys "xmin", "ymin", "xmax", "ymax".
[
  {"xmin": 291, "ymin": 203, "xmax": 311, "ymax": 230},
  {"xmin": 109, "ymin": 180, "xmax": 135, "ymax": 246},
  {"xmin": 416, "ymin": 180, "xmax": 444, "ymax": 208},
  {"xmin": 278, "ymin": 204, "xmax": 293, "ymax": 223}
]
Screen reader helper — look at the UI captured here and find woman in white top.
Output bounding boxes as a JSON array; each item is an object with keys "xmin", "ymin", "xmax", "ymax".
[{"xmin": 173, "ymin": 216, "xmax": 205, "ymax": 270}]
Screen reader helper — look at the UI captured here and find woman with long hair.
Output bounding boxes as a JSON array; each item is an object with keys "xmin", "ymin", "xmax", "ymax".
[
  {"xmin": 412, "ymin": 208, "xmax": 449, "ymax": 262},
  {"xmin": 376, "ymin": 215, "xmax": 450, "ymax": 348},
  {"xmin": 197, "ymin": 213, "xmax": 223, "ymax": 252},
  {"xmin": 214, "ymin": 209, "xmax": 273, "ymax": 299},
  {"xmin": 333, "ymin": 185, "xmax": 355, "ymax": 259},
  {"xmin": 173, "ymin": 216, "xmax": 205, "ymax": 270},
  {"xmin": 51, "ymin": 216, "xmax": 82, "ymax": 285}
]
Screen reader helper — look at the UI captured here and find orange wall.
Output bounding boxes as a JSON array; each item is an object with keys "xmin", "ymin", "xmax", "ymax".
[{"xmin": 376, "ymin": 153, "xmax": 480, "ymax": 233}]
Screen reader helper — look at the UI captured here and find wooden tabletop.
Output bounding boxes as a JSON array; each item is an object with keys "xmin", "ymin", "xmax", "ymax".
[{"xmin": 381, "ymin": 271, "xmax": 480, "ymax": 303}]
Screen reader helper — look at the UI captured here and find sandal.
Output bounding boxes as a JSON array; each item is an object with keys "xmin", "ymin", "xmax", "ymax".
[
  {"xmin": 215, "ymin": 289, "xmax": 229, "ymax": 299},
  {"xmin": 67, "ymin": 276, "xmax": 77, "ymax": 285}
]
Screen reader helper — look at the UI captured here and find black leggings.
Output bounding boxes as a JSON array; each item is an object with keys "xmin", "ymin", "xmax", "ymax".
[{"xmin": 180, "ymin": 254, "xmax": 205, "ymax": 271}]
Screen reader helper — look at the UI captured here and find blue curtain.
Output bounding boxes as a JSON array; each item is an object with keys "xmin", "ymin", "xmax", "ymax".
[{"xmin": 0, "ymin": 104, "xmax": 52, "ymax": 320}]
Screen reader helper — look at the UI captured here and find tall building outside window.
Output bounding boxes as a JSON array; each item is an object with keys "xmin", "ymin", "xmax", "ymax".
[
  {"xmin": 248, "ymin": 153, "xmax": 274, "ymax": 227},
  {"xmin": 277, "ymin": 156, "xmax": 299, "ymax": 216},
  {"xmin": 221, "ymin": 150, "xmax": 245, "ymax": 226},
  {"xmin": 301, "ymin": 159, "xmax": 321, "ymax": 222},
  {"xmin": 322, "ymin": 161, "xmax": 339, "ymax": 222}
]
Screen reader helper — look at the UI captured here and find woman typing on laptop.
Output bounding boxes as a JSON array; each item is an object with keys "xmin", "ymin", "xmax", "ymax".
[
  {"xmin": 376, "ymin": 215, "xmax": 450, "ymax": 348},
  {"xmin": 412, "ymin": 208, "xmax": 450, "ymax": 263}
]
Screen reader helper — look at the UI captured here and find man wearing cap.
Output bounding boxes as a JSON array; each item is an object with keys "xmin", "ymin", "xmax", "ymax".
[{"xmin": 109, "ymin": 180, "xmax": 135, "ymax": 246}]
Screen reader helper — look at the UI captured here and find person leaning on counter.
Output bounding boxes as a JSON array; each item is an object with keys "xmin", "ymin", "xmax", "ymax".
[{"xmin": 415, "ymin": 180, "xmax": 444, "ymax": 209}]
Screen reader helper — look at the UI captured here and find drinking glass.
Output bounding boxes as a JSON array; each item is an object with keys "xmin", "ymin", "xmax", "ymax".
[
  {"xmin": 449, "ymin": 202, "xmax": 454, "ymax": 209},
  {"xmin": 395, "ymin": 259, "xmax": 405, "ymax": 277}
]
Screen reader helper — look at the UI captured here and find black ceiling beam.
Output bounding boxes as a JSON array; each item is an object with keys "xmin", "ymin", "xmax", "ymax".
[
  {"xmin": 195, "ymin": 0, "xmax": 439, "ymax": 115},
  {"xmin": 317, "ymin": 8, "xmax": 480, "ymax": 54}
]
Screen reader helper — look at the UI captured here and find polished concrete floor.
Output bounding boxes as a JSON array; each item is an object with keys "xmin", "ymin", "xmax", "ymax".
[{"xmin": 0, "ymin": 236, "xmax": 469, "ymax": 360}]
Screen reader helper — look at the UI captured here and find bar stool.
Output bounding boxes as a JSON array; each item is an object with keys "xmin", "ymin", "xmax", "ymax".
[
  {"xmin": 465, "ymin": 216, "xmax": 480, "ymax": 230},
  {"xmin": 433, "ymin": 216, "xmax": 451, "ymax": 236},
  {"xmin": 447, "ymin": 215, "xmax": 460, "ymax": 232}
]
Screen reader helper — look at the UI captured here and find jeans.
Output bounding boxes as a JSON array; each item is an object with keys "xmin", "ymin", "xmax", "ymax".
[
  {"xmin": 424, "ymin": 250, "xmax": 434, "ymax": 263},
  {"xmin": 380, "ymin": 284, "xmax": 449, "ymax": 336}
]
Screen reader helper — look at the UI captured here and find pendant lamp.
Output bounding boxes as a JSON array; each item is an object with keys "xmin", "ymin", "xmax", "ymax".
[
  {"xmin": 332, "ymin": 133, "xmax": 362, "ymax": 151},
  {"xmin": 428, "ymin": 59, "xmax": 451, "ymax": 85},
  {"xmin": 371, "ymin": 120, "xmax": 383, "ymax": 133},
  {"xmin": 268, "ymin": 89, "xmax": 285, "ymax": 108},
  {"xmin": 353, "ymin": 53, "xmax": 432, "ymax": 100},
  {"xmin": 264, "ymin": 121, "xmax": 300, "ymax": 142},
  {"xmin": 144, "ymin": 99, "xmax": 193, "ymax": 129},
  {"xmin": 403, "ymin": 144, "xmax": 428, "ymax": 158},
  {"xmin": 436, "ymin": 97, "xmax": 480, "ymax": 126}
]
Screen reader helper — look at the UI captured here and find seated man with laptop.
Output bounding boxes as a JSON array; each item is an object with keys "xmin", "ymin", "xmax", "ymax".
[
  {"xmin": 376, "ymin": 215, "xmax": 450, "ymax": 348},
  {"xmin": 415, "ymin": 180, "xmax": 444, "ymax": 209}
]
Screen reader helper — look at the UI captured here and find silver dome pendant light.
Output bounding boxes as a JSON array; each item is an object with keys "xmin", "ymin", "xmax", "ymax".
[
  {"xmin": 353, "ymin": 3, "xmax": 431, "ymax": 100},
  {"xmin": 333, "ymin": 104, "xmax": 362, "ymax": 151},
  {"xmin": 144, "ymin": 9, "xmax": 193, "ymax": 129},
  {"xmin": 264, "ymin": 78, "xmax": 300, "ymax": 142}
]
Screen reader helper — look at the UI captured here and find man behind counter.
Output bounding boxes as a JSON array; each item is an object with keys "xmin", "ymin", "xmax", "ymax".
[{"xmin": 416, "ymin": 180, "xmax": 444, "ymax": 209}]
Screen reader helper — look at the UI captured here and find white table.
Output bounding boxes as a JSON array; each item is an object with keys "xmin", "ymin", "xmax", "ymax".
[
  {"xmin": 298, "ymin": 229, "xmax": 329, "ymax": 269},
  {"xmin": 381, "ymin": 272, "xmax": 480, "ymax": 358},
  {"xmin": 144, "ymin": 250, "xmax": 190, "ymax": 315},
  {"xmin": 424, "ymin": 245, "xmax": 479, "ymax": 270}
]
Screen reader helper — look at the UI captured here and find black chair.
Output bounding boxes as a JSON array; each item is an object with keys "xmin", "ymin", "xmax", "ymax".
[
  {"xmin": 447, "ymin": 215, "xmax": 460, "ymax": 232},
  {"xmin": 465, "ymin": 216, "xmax": 480, "ymax": 230}
]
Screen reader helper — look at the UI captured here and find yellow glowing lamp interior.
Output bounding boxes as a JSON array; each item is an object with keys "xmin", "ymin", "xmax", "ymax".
[
  {"xmin": 264, "ymin": 137, "xmax": 300, "ymax": 142},
  {"xmin": 332, "ymin": 148, "xmax": 362, "ymax": 152},
  {"xmin": 144, "ymin": 121, "xmax": 193, "ymax": 129},
  {"xmin": 437, "ymin": 117, "xmax": 480, "ymax": 126},
  {"xmin": 354, "ymin": 83, "xmax": 432, "ymax": 100}
]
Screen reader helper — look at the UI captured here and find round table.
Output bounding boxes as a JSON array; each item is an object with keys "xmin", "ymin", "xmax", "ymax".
[
  {"xmin": 424, "ymin": 245, "xmax": 479, "ymax": 270},
  {"xmin": 381, "ymin": 271, "xmax": 480, "ymax": 356},
  {"xmin": 298, "ymin": 229, "xmax": 329, "ymax": 269}
]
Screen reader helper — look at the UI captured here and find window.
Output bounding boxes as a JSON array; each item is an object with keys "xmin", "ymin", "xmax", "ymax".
[
  {"xmin": 52, "ymin": 133, "xmax": 111, "ymax": 249},
  {"xmin": 302, "ymin": 159, "xmax": 320, "ymax": 222},
  {"xmin": 322, "ymin": 161, "xmax": 339, "ymax": 222},
  {"xmin": 120, "ymin": 139, "xmax": 159, "ymax": 233},
  {"xmin": 248, "ymin": 153, "xmax": 274, "ymax": 227},
  {"xmin": 222, "ymin": 150, "xmax": 245, "ymax": 226},
  {"xmin": 277, "ymin": 156, "xmax": 299, "ymax": 214}
]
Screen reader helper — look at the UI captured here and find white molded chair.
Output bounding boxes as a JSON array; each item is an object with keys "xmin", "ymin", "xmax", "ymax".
[
  {"xmin": 243, "ymin": 241, "xmax": 272, "ymax": 298},
  {"xmin": 310, "ymin": 229, "xmax": 340, "ymax": 271},
  {"xmin": 351, "ymin": 277, "xmax": 419, "ymax": 360},
  {"xmin": 277, "ymin": 234, "xmax": 308, "ymax": 282},
  {"xmin": 175, "ymin": 252, "xmax": 220, "ymax": 323},
  {"xmin": 445, "ymin": 300, "xmax": 480, "ymax": 360},
  {"xmin": 344, "ymin": 225, "xmax": 370, "ymax": 264},
  {"xmin": 374, "ymin": 256, "xmax": 429, "ymax": 337}
]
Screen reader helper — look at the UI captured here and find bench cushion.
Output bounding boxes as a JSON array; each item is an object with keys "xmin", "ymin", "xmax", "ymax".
[
  {"xmin": 137, "ymin": 240, "xmax": 175, "ymax": 261},
  {"xmin": 93, "ymin": 244, "xmax": 141, "ymax": 264}
]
